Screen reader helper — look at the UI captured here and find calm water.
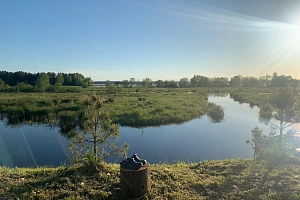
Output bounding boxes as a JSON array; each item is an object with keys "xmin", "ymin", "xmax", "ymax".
[{"xmin": 0, "ymin": 95, "xmax": 286, "ymax": 167}]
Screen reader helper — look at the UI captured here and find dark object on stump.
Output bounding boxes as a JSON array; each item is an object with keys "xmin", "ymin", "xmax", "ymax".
[
  {"xmin": 132, "ymin": 154, "xmax": 147, "ymax": 165},
  {"xmin": 120, "ymin": 154, "xmax": 151, "ymax": 198},
  {"xmin": 120, "ymin": 154, "xmax": 147, "ymax": 170}
]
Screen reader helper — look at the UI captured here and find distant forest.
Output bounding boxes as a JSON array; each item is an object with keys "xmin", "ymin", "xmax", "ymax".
[
  {"xmin": 104, "ymin": 72, "xmax": 299, "ymax": 88},
  {"xmin": 0, "ymin": 71, "xmax": 299, "ymax": 91},
  {"xmin": 0, "ymin": 71, "xmax": 92, "ymax": 87}
]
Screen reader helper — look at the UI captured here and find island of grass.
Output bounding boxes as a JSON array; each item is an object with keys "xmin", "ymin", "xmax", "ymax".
[{"xmin": 0, "ymin": 87, "xmax": 282, "ymax": 127}]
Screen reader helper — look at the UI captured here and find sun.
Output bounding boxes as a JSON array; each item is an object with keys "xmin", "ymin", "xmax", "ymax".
[
  {"xmin": 287, "ymin": 16, "xmax": 300, "ymax": 46},
  {"xmin": 274, "ymin": 19, "xmax": 300, "ymax": 55},
  {"xmin": 289, "ymin": 26, "xmax": 300, "ymax": 44}
]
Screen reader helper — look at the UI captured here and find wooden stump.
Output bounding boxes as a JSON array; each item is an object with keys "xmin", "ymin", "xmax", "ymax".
[{"xmin": 120, "ymin": 163, "xmax": 151, "ymax": 198}]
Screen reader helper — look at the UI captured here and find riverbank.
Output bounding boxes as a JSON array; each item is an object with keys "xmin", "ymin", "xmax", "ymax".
[
  {"xmin": 1, "ymin": 159, "xmax": 300, "ymax": 199},
  {"xmin": 0, "ymin": 87, "xmax": 282, "ymax": 128}
]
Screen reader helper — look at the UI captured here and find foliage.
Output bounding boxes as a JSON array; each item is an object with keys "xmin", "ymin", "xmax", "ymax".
[
  {"xmin": 259, "ymin": 86, "xmax": 300, "ymax": 143},
  {"xmin": 179, "ymin": 77, "xmax": 189, "ymax": 87},
  {"xmin": 229, "ymin": 75, "xmax": 242, "ymax": 86},
  {"xmin": 0, "ymin": 78, "xmax": 5, "ymax": 89},
  {"xmin": 55, "ymin": 73, "xmax": 64, "ymax": 88},
  {"xmin": 271, "ymin": 72, "xmax": 298, "ymax": 87},
  {"xmin": 206, "ymin": 103, "xmax": 225, "ymax": 123},
  {"xmin": 269, "ymin": 86, "xmax": 300, "ymax": 123},
  {"xmin": 248, "ymin": 126, "xmax": 300, "ymax": 168},
  {"xmin": 141, "ymin": 77, "xmax": 152, "ymax": 87},
  {"xmin": 249, "ymin": 86, "xmax": 300, "ymax": 166},
  {"xmin": 70, "ymin": 95, "xmax": 128, "ymax": 165},
  {"xmin": 0, "ymin": 71, "xmax": 92, "ymax": 87},
  {"xmin": 191, "ymin": 75, "xmax": 210, "ymax": 87},
  {"xmin": 106, "ymin": 85, "xmax": 122, "ymax": 95},
  {"xmin": 36, "ymin": 73, "xmax": 50, "ymax": 92}
]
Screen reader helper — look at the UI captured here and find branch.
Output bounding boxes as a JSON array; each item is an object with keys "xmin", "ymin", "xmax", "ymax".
[
  {"xmin": 99, "ymin": 132, "xmax": 116, "ymax": 144},
  {"xmin": 102, "ymin": 146, "xmax": 127, "ymax": 160},
  {"xmin": 283, "ymin": 123, "xmax": 294, "ymax": 129},
  {"xmin": 268, "ymin": 121, "xmax": 280, "ymax": 129}
]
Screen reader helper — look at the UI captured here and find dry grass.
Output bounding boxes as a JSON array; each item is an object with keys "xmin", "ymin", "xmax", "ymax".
[{"xmin": 1, "ymin": 159, "xmax": 300, "ymax": 199}]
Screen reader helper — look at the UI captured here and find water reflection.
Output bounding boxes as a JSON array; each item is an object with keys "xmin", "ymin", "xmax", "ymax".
[
  {"xmin": 1, "ymin": 98, "xmax": 226, "ymax": 137},
  {"xmin": 207, "ymin": 103, "xmax": 225, "ymax": 123},
  {"xmin": 0, "ymin": 94, "xmax": 277, "ymax": 167},
  {"xmin": 0, "ymin": 122, "xmax": 70, "ymax": 167}
]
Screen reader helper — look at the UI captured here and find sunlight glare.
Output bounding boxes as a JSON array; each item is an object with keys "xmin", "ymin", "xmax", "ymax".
[{"xmin": 286, "ymin": 16, "xmax": 300, "ymax": 49}]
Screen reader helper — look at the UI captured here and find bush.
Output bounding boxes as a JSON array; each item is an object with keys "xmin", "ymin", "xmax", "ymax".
[
  {"xmin": 138, "ymin": 97, "xmax": 146, "ymax": 101},
  {"xmin": 105, "ymin": 97, "xmax": 115, "ymax": 103},
  {"xmin": 61, "ymin": 99, "xmax": 73, "ymax": 103}
]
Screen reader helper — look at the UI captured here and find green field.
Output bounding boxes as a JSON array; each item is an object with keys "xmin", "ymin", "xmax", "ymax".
[{"xmin": 0, "ymin": 87, "xmax": 282, "ymax": 127}]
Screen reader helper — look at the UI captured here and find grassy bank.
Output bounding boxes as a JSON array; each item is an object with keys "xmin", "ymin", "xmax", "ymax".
[
  {"xmin": 0, "ymin": 87, "xmax": 296, "ymax": 127},
  {"xmin": 1, "ymin": 159, "xmax": 300, "ymax": 199},
  {"xmin": 0, "ymin": 88, "xmax": 211, "ymax": 127}
]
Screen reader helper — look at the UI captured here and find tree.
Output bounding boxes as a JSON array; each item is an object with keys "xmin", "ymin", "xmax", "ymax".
[
  {"xmin": 36, "ymin": 73, "xmax": 50, "ymax": 92},
  {"xmin": 259, "ymin": 74, "xmax": 272, "ymax": 86},
  {"xmin": 154, "ymin": 80, "xmax": 164, "ymax": 87},
  {"xmin": 210, "ymin": 77, "xmax": 228, "ymax": 87},
  {"xmin": 71, "ymin": 73, "xmax": 85, "ymax": 86},
  {"xmin": 55, "ymin": 73, "xmax": 64, "ymax": 88},
  {"xmin": 167, "ymin": 80, "xmax": 178, "ymax": 88},
  {"xmin": 105, "ymin": 80, "xmax": 111, "ymax": 87},
  {"xmin": 71, "ymin": 95, "xmax": 128, "ymax": 164},
  {"xmin": 63, "ymin": 73, "xmax": 72, "ymax": 86},
  {"xmin": 229, "ymin": 75, "xmax": 242, "ymax": 87},
  {"xmin": 179, "ymin": 77, "xmax": 189, "ymax": 87},
  {"xmin": 259, "ymin": 85, "xmax": 300, "ymax": 156},
  {"xmin": 47, "ymin": 72, "xmax": 56, "ymax": 85},
  {"xmin": 190, "ymin": 75, "xmax": 209, "ymax": 87},
  {"xmin": 142, "ymin": 78, "xmax": 152, "ymax": 87},
  {"xmin": 83, "ymin": 77, "xmax": 93, "ymax": 88},
  {"xmin": 129, "ymin": 78, "xmax": 135, "ymax": 87},
  {"xmin": 0, "ymin": 78, "xmax": 5, "ymax": 90},
  {"xmin": 270, "ymin": 73, "xmax": 294, "ymax": 87},
  {"xmin": 15, "ymin": 82, "xmax": 34, "ymax": 92},
  {"xmin": 121, "ymin": 79, "xmax": 129, "ymax": 88}
]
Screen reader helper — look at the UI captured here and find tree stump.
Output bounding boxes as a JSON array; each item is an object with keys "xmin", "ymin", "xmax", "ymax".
[{"xmin": 120, "ymin": 163, "xmax": 151, "ymax": 198}]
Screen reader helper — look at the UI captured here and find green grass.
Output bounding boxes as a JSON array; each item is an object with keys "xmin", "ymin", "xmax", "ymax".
[
  {"xmin": 1, "ymin": 159, "xmax": 300, "ymax": 199},
  {"xmin": 0, "ymin": 88, "xmax": 211, "ymax": 127},
  {"xmin": 104, "ymin": 88, "xmax": 210, "ymax": 127},
  {"xmin": 0, "ymin": 87, "xmax": 298, "ymax": 127}
]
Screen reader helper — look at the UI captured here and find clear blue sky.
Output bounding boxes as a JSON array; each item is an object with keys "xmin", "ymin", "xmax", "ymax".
[{"xmin": 1, "ymin": 0, "xmax": 300, "ymax": 81}]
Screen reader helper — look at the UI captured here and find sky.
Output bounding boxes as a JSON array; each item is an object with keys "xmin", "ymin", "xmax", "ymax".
[{"xmin": 1, "ymin": 0, "xmax": 300, "ymax": 81}]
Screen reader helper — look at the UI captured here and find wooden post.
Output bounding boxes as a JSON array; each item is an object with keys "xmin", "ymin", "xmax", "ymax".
[{"xmin": 120, "ymin": 163, "xmax": 151, "ymax": 198}]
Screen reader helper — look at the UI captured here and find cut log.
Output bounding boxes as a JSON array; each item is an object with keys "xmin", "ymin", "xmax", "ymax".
[{"xmin": 120, "ymin": 163, "xmax": 151, "ymax": 198}]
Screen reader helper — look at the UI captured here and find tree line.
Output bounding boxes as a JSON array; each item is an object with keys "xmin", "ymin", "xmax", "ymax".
[
  {"xmin": 0, "ymin": 71, "xmax": 92, "ymax": 87},
  {"xmin": 107, "ymin": 72, "xmax": 299, "ymax": 88}
]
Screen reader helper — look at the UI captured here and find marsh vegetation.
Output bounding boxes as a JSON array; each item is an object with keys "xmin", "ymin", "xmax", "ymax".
[{"xmin": 1, "ymin": 84, "xmax": 300, "ymax": 199}]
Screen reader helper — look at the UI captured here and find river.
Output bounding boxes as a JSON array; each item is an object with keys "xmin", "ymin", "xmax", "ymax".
[{"xmin": 0, "ymin": 95, "xmax": 288, "ymax": 167}]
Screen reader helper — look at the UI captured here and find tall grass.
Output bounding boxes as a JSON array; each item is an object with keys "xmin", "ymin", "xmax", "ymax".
[{"xmin": 0, "ymin": 87, "xmax": 289, "ymax": 127}]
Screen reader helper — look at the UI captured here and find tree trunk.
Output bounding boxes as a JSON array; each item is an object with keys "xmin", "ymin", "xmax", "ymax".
[
  {"xmin": 120, "ymin": 163, "xmax": 151, "ymax": 198},
  {"xmin": 279, "ymin": 119, "xmax": 285, "ymax": 162},
  {"xmin": 93, "ymin": 134, "xmax": 97, "ymax": 162}
]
